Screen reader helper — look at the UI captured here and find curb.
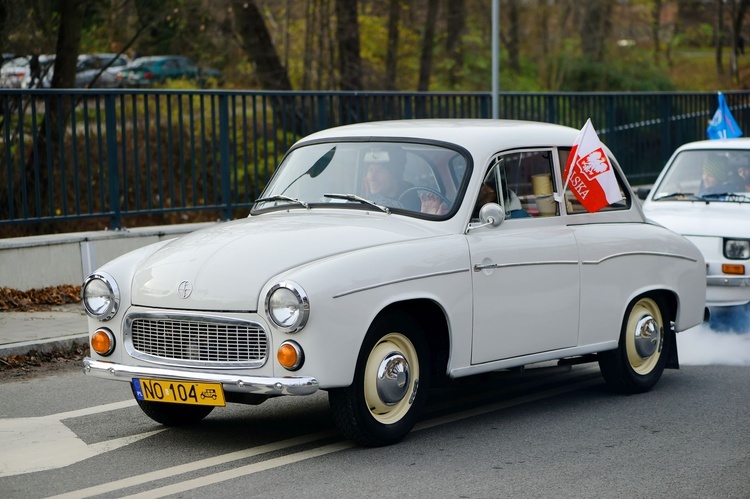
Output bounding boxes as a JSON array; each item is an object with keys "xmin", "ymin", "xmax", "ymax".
[{"xmin": 0, "ymin": 334, "xmax": 89, "ymax": 358}]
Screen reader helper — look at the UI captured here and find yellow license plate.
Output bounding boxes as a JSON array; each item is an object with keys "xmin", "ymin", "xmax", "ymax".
[{"xmin": 133, "ymin": 378, "xmax": 226, "ymax": 407}]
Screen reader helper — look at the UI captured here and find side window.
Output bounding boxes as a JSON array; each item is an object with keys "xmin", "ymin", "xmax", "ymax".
[
  {"xmin": 557, "ymin": 148, "xmax": 630, "ymax": 214},
  {"xmin": 474, "ymin": 150, "xmax": 558, "ymax": 219}
]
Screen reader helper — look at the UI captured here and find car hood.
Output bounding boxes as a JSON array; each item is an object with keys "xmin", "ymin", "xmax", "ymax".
[
  {"xmin": 643, "ymin": 201, "xmax": 750, "ymax": 239},
  {"xmin": 131, "ymin": 212, "xmax": 436, "ymax": 311}
]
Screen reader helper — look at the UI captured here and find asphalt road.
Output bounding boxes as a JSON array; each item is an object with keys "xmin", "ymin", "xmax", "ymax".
[{"xmin": 1, "ymin": 358, "xmax": 748, "ymax": 499}]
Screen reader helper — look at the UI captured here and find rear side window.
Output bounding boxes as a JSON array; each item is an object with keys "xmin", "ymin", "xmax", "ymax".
[{"xmin": 557, "ymin": 147, "xmax": 631, "ymax": 214}]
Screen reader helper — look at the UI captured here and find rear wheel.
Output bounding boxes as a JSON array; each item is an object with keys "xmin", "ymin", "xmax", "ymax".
[
  {"xmin": 599, "ymin": 295, "xmax": 671, "ymax": 393},
  {"xmin": 329, "ymin": 312, "xmax": 430, "ymax": 446}
]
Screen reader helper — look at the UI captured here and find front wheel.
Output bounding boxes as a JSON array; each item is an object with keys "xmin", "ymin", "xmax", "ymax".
[
  {"xmin": 328, "ymin": 312, "xmax": 430, "ymax": 446},
  {"xmin": 599, "ymin": 295, "xmax": 671, "ymax": 394}
]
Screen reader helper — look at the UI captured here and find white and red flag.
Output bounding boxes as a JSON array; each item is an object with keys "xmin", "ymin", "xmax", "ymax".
[{"xmin": 562, "ymin": 119, "xmax": 623, "ymax": 213}]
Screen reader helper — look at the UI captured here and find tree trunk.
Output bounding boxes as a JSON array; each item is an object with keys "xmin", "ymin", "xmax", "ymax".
[
  {"xmin": 302, "ymin": 0, "xmax": 313, "ymax": 90},
  {"xmin": 9, "ymin": 0, "xmax": 84, "ymax": 224},
  {"xmin": 51, "ymin": 0, "xmax": 83, "ymax": 89},
  {"xmin": 0, "ymin": 1, "xmax": 8, "ymax": 58},
  {"xmin": 234, "ymin": 0, "xmax": 306, "ymax": 138},
  {"xmin": 502, "ymin": 0, "xmax": 521, "ymax": 74},
  {"xmin": 666, "ymin": 0, "xmax": 684, "ymax": 67},
  {"xmin": 385, "ymin": 0, "xmax": 400, "ymax": 90},
  {"xmin": 445, "ymin": 0, "xmax": 466, "ymax": 87},
  {"xmin": 335, "ymin": 0, "xmax": 362, "ymax": 91},
  {"xmin": 418, "ymin": 0, "xmax": 439, "ymax": 91},
  {"xmin": 716, "ymin": 0, "xmax": 724, "ymax": 77},
  {"xmin": 730, "ymin": 0, "xmax": 749, "ymax": 82},
  {"xmin": 652, "ymin": 0, "xmax": 662, "ymax": 66},
  {"xmin": 580, "ymin": 0, "xmax": 613, "ymax": 64},
  {"xmin": 234, "ymin": 0, "xmax": 293, "ymax": 91}
]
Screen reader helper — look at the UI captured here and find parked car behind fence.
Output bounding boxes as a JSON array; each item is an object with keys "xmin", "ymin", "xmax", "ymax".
[
  {"xmin": 116, "ymin": 55, "xmax": 221, "ymax": 88},
  {"xmin": 0, "ymin": 54, "xmax": 54, "ymax": 88},
  {"xmin": 75, "ymin": 53, "xmax": 132, "ymax": 88}
]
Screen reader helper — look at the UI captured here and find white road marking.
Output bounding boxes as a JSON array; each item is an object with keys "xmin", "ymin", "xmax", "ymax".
[
  {"xmin": 0, "ymin": 400, "xmax": 155, "ymax": 478},
  {"xmin": 48, "ymin": 376, "xmax": 599, "ymax": 499},
  {"xmin": 47, "ymin": 431, "xmax": 339, "ymax": 499},
  {"xmin": 119, "ymin": 441, "xmax": 356, "ymax": 499}
]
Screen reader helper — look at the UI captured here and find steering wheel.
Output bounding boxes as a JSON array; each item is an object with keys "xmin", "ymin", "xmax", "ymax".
[{"xmin": 398, "ymin": 186, "xmax": 451, "ymax": 210}]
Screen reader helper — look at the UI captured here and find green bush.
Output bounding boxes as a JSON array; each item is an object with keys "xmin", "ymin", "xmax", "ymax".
[{"xmin": 560, "ymin": 56, "xmax": 675, "ymax": 92}]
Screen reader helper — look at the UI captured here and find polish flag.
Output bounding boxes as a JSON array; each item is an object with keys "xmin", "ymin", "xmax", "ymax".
[{"xmin": 563, "ymin": 119, "xmax": 623, "ymax": 213}]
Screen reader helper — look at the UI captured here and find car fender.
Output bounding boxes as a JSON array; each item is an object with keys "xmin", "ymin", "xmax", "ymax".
[{"xmin": 258, "ymin": 234, "xmax": 473, "ymax": 388}]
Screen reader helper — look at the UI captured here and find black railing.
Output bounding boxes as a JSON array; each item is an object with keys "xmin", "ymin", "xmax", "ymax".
[{"xmin": 2, "ymin": 89, "xmax": 748, "ymax": 232}]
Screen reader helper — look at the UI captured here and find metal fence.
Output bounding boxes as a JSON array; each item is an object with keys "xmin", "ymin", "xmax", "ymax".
[{"xmin": 2, "ymin": 88, "xmax": 749, "ymax": 233}]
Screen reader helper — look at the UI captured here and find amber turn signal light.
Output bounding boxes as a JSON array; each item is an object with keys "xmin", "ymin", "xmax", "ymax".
[
  {"xmin": 722, "ymin": 264, "xmax": 746, "ymax": 275},
  {"xmin": 91, "ymin": 328, "xmax": 115, "ymax": 356},
  {"xmin": 277, "ymin": 341, "xmax": 303, "ymax": 371}
]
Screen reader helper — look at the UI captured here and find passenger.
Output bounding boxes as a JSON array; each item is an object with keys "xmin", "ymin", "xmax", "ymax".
[
  {"xmin": 738, "ymin": 163, "xmax": 750, "ymax": 192},
  {"xmin": 364, "ymin": 147, "xmax": 419, "ymax": 209},
  {"xmin": 472, "ymin": 182, "xmax": 530, "ymax": 219},
  {"xmin": 699, "ymin": 156, "xmax": 735, "ymax": 194}
]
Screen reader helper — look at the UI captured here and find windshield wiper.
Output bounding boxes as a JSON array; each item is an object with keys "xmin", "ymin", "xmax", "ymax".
[
  {"xmin": 324, "ymin": 193, "xmax": 390, "ymax": 213},
  {"xmin": 254, "ymin": 195, "xmax": 309, "ymax": 209},
  {"xmin": 653, "ymin": 192, "xmax": 697, "ymax": 201}
]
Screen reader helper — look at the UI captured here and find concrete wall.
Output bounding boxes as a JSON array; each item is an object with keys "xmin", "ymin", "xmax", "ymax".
[{"xmin": 0, "ymin": 222, "xmax": 215, "ymax": 290}]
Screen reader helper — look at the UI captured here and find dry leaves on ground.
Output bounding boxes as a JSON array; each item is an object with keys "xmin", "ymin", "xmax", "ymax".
[
  {"xmin": 0, "ymin": 284, "xmax": 82, "ymax": 311},
  {"xmin": 0, "ymin": 284, "xmax": 86, "ymax": 378},
  {"xmin": 0, "ymin": 343, "xmax": 89, "ymax": 378}
]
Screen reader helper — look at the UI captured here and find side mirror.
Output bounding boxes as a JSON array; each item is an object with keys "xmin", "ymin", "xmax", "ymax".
[
  {"xmin": 479, "ymin": 203, "xmax": 505, "ymax": 226},
  {"xmin": 636, "ymin": 186, "xmax": 651, "ymax": 200},
  {"xmin": 467, "ymin": 203, "xmax": 505, "ymax": 233}
]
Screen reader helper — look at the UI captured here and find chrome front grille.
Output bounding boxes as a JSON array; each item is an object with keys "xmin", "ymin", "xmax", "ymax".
[{"xmin": 125, "ymin": 313, "xmax": 268, "ymax": 368}]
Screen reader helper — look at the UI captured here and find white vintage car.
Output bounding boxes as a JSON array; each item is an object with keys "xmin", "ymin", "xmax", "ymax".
[
  {"xmin": 82, "ymin": 119, "xmax": 707, "ymax": 447},
  {"xmin": 640, "ymin": 139, "xmax": 750, "ymax": 309}
]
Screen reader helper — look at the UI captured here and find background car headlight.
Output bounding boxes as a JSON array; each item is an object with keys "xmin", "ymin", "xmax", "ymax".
[
  {"xmin": 724, "ymin": 239, "xmax": 750, "ymax": 260},
  {"xmin": 82, "ymin": 273, "xmax": 120, "ymax": 321},
  {"xmin": 265, "ymin": 281, "xmax": 309, "ymax": 333}
]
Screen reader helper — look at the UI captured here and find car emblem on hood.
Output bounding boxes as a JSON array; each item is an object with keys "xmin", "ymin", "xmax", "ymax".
[{"xmin": 177, "ymin": 280, "xmax": 193, "ymax": 299}]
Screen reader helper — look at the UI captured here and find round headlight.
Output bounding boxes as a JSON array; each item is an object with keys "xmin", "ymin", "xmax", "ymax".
[
  {"xmin": 82, "ymin": 273, "xmax": 120, "ymax": 321},
  {"xmin": 265, "ymin": 281, "xmax": 309, "ymax": 333}
]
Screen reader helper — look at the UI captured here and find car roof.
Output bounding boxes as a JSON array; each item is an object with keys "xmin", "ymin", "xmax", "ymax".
[
  {"xmin": 295, "ymin": 119, "xmax": 582, "ymax": 159},
  {"xmin": 674, "ymin": 138, "xmax": 750, "ymax": 151},
  {"xmin": 135, "ymin": 55, "xmax": 187, "ymax": 61}
]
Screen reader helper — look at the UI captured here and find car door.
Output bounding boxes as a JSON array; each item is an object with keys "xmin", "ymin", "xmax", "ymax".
[
  {"xmin": 161, "ymin": 58, "xmax": 181, "ymax": 82},
  {"xmin": 467, "ymin": 149, "xmax": 580, "ymax": 364}
]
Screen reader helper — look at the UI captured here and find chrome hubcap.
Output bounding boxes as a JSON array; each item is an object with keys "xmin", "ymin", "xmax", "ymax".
[
  {"xmin": 634, "ymin": 315, "xmax": 659, "ymax": 359},
  {"xmin": 376, "ymin": 352, "xmax": 410, "ymax": 405}
]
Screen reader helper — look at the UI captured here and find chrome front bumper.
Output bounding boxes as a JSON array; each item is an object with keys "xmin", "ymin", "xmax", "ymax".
[
  {"xmin": 707, "ymin": 275, "xmax": 750, "ymax": 287},
  {"xmin": 82, "ymin": 357, "xmax": 319, "ymax": 396},
  {"xmin": 706, "ymin": 275, "xmax": 750, "ymax": 307}
]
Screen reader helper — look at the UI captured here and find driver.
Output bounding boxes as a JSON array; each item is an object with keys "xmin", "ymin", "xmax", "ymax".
[{"xmin": 364, "ymin": 147, "xmax": 420, "ymax": 209}]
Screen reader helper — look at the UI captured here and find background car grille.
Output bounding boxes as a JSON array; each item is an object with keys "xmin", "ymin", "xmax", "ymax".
[{"xmin": 128, "ymin": 316, "xmax": 268, "ymax": 366}]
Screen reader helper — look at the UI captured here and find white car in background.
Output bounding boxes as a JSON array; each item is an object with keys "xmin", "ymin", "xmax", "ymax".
[
  {"xmin": 641, "ymin": 139, "xmax": 750, "ymax": 309},
  {"xmin": 0, "ymin": 54, "xmax": 54, "ymax": 88},
  {"xmin": 75, "ymin": 53, "xmax": 132, "ymax": 88},
  {"xmin": 0, "ymin": 56, "xmax": 29, "ymax": 87},
  {"xmin": 81, "ymin": 119, "xmax": 707, "ymax": 446}
]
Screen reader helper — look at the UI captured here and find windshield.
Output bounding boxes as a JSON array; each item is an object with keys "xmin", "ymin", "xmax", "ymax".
[
  {"xmin": 652, "ymin": 149, "xmax": 750, "ymax": 202},
  {"xmin": 128, "ymin": 59, "xmax": 156, "ymax": 71},
  {"xmin": 252, "ymin": 141, "xmax": 470, "ymax": 217}
]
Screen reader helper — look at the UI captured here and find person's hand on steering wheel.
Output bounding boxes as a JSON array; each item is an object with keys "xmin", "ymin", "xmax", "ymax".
[{"xmin": 419, "ymin": 190, "xmax": 449, "ymax": 215}]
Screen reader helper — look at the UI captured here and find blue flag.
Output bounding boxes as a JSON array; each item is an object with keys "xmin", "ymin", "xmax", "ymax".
[{"xmin": 706, "ymin": 92, "xmax": 743, "ymax": 140}]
